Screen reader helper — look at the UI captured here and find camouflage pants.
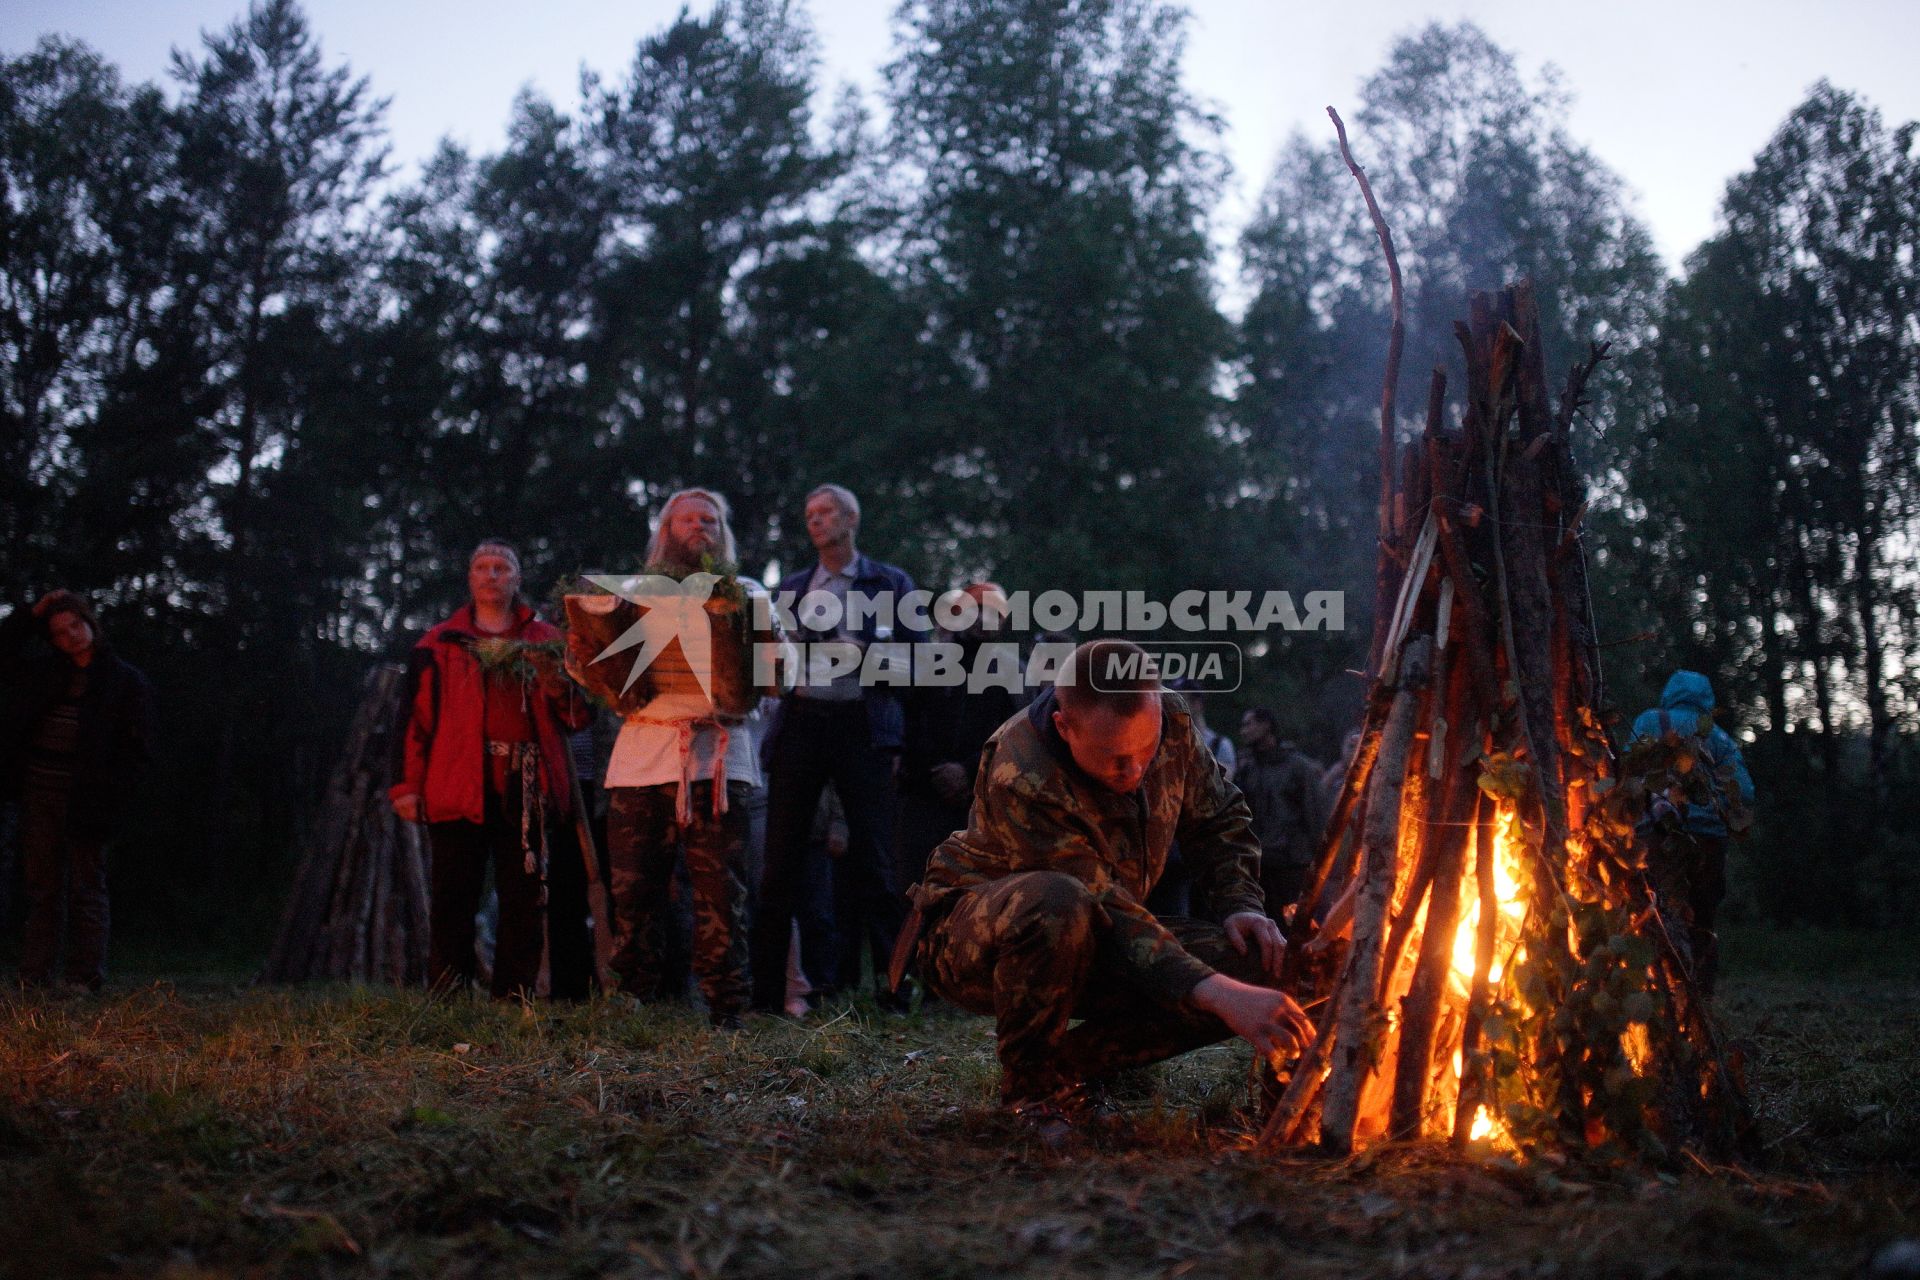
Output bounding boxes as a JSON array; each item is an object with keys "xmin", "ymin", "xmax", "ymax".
[
  {"xmin": 607, "ymin": 781, "xmax": 753, "ymax": 1019},
  {"xmin": 921, "ymin": 870, "xmax": 1271, "ymax": 1104}
]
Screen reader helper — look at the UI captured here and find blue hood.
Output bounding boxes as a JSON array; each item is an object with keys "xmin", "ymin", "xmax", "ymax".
[{"xmin": 1660, "ymin": 670, "xmax": 1715, "ymax": 716}]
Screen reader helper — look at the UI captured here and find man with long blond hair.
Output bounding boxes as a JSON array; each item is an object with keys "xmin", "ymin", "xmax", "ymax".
[{"xmin": 578, "ymin": 488, "xmax": 760, "ymax": 1025}]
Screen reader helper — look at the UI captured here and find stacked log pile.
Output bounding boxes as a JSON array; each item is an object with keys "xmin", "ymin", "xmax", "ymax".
[
  {"xmin": 263, "ymin": 664, "xmax": 431, "ymax": 985},
  {"xmin": 1261, "ymin": 113, "xmax": 1749, "ymax": 1162}
]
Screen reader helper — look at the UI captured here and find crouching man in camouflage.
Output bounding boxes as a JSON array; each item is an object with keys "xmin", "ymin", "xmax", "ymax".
[{"xmin": 898, "ymin": 640, "xmax": 1314, "ymax": 1139}]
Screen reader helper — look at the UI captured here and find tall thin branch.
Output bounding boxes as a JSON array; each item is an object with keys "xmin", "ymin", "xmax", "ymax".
[{"xmin": 1328, "ymin": 105, "xmax": 1404, "ymax": 548}]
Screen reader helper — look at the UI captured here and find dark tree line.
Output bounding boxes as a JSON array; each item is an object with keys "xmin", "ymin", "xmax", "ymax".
[
  {"xmin": 2, "ymin": 1, "xmax": 1914, "ymax": 940},
  {"xmin": 1602, "ymin": 85, "xmax": 1920, "ymax": 923}
]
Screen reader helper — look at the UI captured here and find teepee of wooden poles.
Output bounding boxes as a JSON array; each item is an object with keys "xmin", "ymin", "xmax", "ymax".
[
  {"xmin": 1254, "ymin": 113, "xmax": 1749, "ymax": 1162},
  {"xmin": 264, "ymin": 664, "xmax": 433, "ymax": 985},
  {"xmin": 1260, "ymin": 279, "xmax": 1751, "ymax": 1161}
]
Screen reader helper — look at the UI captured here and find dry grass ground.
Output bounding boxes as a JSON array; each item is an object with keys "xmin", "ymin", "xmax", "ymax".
[{"xmin": 1, "ymin": 927, "xmax": 1914, "ymax": 1279}]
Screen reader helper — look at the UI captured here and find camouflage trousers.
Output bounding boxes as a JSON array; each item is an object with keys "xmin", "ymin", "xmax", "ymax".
[
  {"xmin": 607, "ymin": 781, "xmax": 753, "ymax": 1020},
  {"xmin": 920, "ymin": 870, "xmax": 1271, "ymax": 1105}
]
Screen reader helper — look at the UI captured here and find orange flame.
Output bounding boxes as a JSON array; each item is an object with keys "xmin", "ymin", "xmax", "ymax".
[
  {"xmin": 1445, "ymin": 804, "xmax": 1529, "ymax": 1147},
  {"xmin": 1448, "ymin": 805, "xmax": 1526, "ymax": 986}
]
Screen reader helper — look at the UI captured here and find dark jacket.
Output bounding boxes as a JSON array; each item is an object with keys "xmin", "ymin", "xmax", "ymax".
[
  {"xmin": 388, "ymin": 602, "xmax": 591, "ymax": 825},
  {"xmin": 765, "ymin": 552, "xmax": 921, "ymax": 752},
  {"xmin": 1233, "ymin": 742, "xmax": 1330, "ymax": 868},
  {"xmin": 901, "ymin": 635, "xmax": 1025, "ymax": 800},
  {"xmin": 917, "ymin": 686, "xmax": 1265, "ymax": 1004},
  {"xmin": 1, "ymin": 610, "xmax": 154, "ymax": 840}
]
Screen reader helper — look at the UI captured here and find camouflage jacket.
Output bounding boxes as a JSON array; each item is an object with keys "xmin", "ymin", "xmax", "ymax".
[{"xmin": 916, "ymin": 687, "xmax": 1265, "ymax": 1003}]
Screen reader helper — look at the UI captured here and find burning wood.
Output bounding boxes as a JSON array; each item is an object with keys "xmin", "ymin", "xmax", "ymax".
[{"xmin": 1261, "ymin": 115, "xmax": 1751, "ymax": 1163}]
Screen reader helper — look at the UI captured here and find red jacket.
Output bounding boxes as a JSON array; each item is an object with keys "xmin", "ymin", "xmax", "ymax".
[{"xmin": 388, "ymin": 602, "xmax": 591, "ymax": 824}]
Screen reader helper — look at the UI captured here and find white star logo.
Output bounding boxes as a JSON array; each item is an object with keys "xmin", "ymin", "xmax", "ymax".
[{"xmin": 583, "ymin": 573, "xmax": 722, "ymax": 699}]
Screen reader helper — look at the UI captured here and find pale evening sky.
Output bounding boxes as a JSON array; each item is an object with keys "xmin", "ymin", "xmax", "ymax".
[{"xmin": 5, "ymin": 0, "xmax": 1917, "ymax": 279}]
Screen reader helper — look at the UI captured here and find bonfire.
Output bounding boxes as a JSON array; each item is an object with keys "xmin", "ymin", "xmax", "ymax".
[{"xmin": 1260, "ymin": 114, "xmax": 1751, "ymax": 1165}]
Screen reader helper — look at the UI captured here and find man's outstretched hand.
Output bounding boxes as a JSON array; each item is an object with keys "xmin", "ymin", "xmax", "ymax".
[
  {"xmin": 1223, "ymin": 910, "xmax": 1287, "ymax": 981},
  {"xmin": 1189, "ymin": 974, "xmax": 1315, "ymax": 1065}
]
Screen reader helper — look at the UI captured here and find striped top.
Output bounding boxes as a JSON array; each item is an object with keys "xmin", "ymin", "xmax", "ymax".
[{"xmin": 26, "ymin": 667, "xmax": 87, "ymax": 790}]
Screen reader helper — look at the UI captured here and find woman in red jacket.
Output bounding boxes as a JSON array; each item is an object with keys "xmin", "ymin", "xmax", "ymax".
[{"xmin": 389, "ymin": 540, "xmax": 593, "ymax": 998}]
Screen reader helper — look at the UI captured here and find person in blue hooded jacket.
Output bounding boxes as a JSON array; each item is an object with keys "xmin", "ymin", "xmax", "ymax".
[{"xmin": 1626, "ymin": 671, "xmax": 1755, "ymax": 996}]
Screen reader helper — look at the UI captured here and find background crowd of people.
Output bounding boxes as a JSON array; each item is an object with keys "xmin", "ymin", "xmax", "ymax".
[
  {"xmin": 0, "ymin": 505, "xmax": 1331, "ymax": 1007},
  {"xmin": 365, "ymin": 483, "xmax": 1355, "ymax": 1022},
  {"xmin": 3, "ymin": 480, "xmax": 1748, "ymax": 1017},
  {"xmin": 0, "ymin": 490, "xmax": 1755, "ymax": 1035}
]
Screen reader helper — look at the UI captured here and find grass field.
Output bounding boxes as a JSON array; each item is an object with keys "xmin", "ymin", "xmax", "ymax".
[{"xmin": 2, "ymin": 927, "xmax": 1915, "ymax": 1278}]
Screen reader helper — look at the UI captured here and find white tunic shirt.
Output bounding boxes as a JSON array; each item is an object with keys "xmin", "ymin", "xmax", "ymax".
[
  {"xmin": 604, "ymin": 691, "xmax": 762, "ymax": 790},
  {"xmin": 601, "ymin": 579, "xmax": 771, "ymax": 790}
]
